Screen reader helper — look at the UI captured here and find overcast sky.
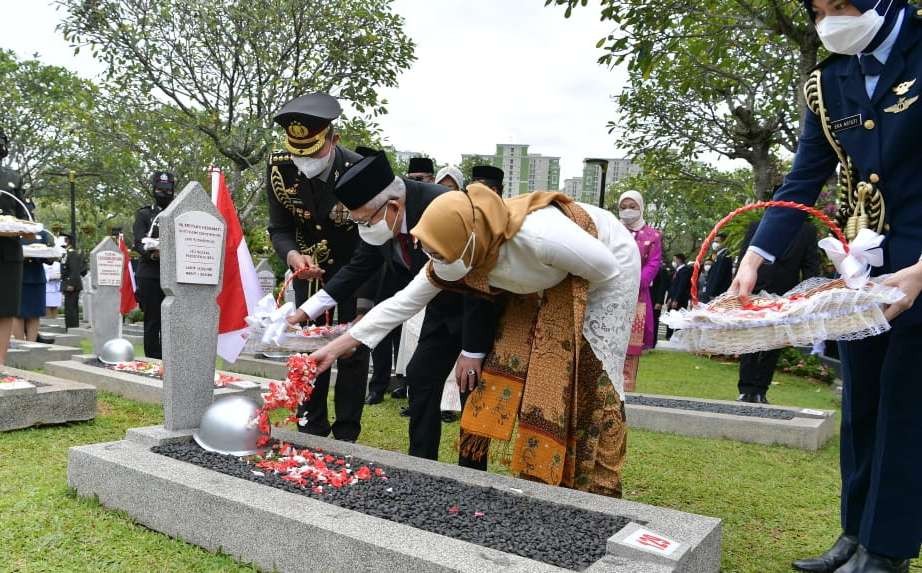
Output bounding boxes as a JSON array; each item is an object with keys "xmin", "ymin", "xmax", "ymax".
[{"xmin": 0, "ymin": 0, "xmax": 627, "ymax": 181}]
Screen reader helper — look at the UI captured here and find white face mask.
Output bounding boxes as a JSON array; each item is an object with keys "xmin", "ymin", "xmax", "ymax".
[
  {"xmin": 815, "ymin": 0, "xmax": 887, "ymax": 56},
  {"xmin": 357, "ymin": 203, "xmax": 399, "ymax": 246},
  {"xmin": 430, "ymin": 232, "xmax": 476, "ymax": 282},
  {"xmin": 619, "ymin": 208, "xmax": 641, "ymax": 225},
  {"xmin": 292, "ymin": 148, "xmax": 334, "ymax": 179}
]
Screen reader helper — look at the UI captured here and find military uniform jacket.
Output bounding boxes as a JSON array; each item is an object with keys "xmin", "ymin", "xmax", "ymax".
[
  {"xmin": 321, "ymin": 179, "xmax": 498, "ymax": 354},
  {"xmin": 752, "ymin": 7, "xmax": 922, "ymax": 326},
  {"xmin": 133, "ymin": 204, "xmax": 163, "ymax": 280},
  {"xmin": 266, "ymin": 146, "xmax": 365, "ymax": 285},
  {"xmin": 0, "ymin": 166, "xmax": 26, "ymax": 264},
  {"xmin": 61, "ymin": 248, "xmax": 85, "ymax": 292}
]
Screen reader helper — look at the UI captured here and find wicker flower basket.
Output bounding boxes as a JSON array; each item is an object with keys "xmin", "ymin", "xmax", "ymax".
[{"xmin": 662, "ymin": 201, "xmax": 903, "ymax": 355}]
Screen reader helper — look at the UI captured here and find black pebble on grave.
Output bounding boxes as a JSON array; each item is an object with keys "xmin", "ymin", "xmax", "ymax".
[
  {"xmin": 153, "ymin": 442, "xmax": 630, "ymax": 570},
  {"xmin": 626, "ymin": 395, "xmax": 797, "ymax": 420}
]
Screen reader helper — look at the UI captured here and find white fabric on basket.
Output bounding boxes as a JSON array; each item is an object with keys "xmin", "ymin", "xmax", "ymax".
[{"xmin": 662, "ymin": 277, "xmax": 904, "ymax": 355}]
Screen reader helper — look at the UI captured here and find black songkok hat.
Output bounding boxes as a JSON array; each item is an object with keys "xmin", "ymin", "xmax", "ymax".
[
  {"xmin": 354, "ymin": 146, "xmax": 379, "ymax": 157},
  {"xmin": 334, "ymin": 152, "xmax": 395, "ymax": 210},
  {"xmin": 273, "ymin": 93, "xmax": 342, "ymax": 157},
  {"xmin": 407, "ymin": 157, "xmax": 435, "ymax": 174},
  {"xmin": 151, "ymin": 171, "xmax": 175, "ymax": 191},
  {"xmin": 471, "ymin": 165, "xmax": 504, "ymax": 184}
]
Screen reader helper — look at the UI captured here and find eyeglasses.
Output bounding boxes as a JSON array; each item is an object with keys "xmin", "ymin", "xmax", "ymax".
[{"xmin": 347, "ymin": 202, "xmax": 388, "ymax": 227}]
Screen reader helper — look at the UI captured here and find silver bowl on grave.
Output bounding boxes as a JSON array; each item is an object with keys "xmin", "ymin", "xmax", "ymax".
[
  {"xmin": 98, "ymin": 338, "xmax": 135, "ymax": 364},
  {"xmin": 193, "ymin": 396, "xmax": 268, "ymax": 457}
]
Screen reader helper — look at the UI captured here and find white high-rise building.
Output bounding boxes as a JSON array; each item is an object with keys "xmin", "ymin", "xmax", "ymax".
[
  {"xmin": 528, "ymin": 155, "xmax": 560, "ymax": 192},
  {"xmin": 581, "ymin": 158, "xmax": 641, "ymax": 204},
  {"xmin": 563, "ymin": 177, "xmax": 583, "ymax": 199}
]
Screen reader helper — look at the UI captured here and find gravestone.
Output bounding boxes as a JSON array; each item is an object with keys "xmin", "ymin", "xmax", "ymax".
[
  {"xmin": 89, "ymin": 237, "xmax": 123, "ymax": 356},
  {"xmin": 283, "ymin": 269, "xmax": 296, "ymax": 305},
  {"xmin": 255, "ymin": 259, "xmax": 277, "ymax": 297},
  {"xmin": 158, "ymin": 182, "xmax": 226, "ymax": 431}
]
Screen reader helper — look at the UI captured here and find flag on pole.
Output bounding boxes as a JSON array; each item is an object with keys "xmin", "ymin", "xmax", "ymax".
[
  {"xmin": 117, "ymin": 234, "xmax": 137, "ymax": 316},
  {"xmin": 212, "ymin": 168, "xmax": 262, "ymax": 362}
]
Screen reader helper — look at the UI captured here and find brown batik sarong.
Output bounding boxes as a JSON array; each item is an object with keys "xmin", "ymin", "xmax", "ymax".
[{"xmin": 459, "ymin": 277, "xmax": 628, "ymax": 497}]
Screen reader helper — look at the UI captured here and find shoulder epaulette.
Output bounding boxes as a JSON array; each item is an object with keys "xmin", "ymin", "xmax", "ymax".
[
  {"xmin": 811, "ymin": 53, "xmax": 845, "ymax": 72},
  {"xmin": 269, "ymin": 151, "xmax": 293, "ymax": 166}
]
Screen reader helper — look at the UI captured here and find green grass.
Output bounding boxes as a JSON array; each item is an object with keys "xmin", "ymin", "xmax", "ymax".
[{"xmin": 2, "ymin": 351, "xmax": 919, "ymax": 572}]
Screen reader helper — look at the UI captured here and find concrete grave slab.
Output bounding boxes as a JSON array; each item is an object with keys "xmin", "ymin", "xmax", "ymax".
[
  {"xmin": 44, "ymin": 355, "xmax": 270, "ymax": 406},
  {"xmin": 625, "ymin": 393, "xmax": 836, "ymax": 451},
  {"xmin": 222, "ymin": 353, "xmax": 288, "ymax": 381},
  {"xmin": 68, "ymin": 427, "xmax": 721, "ymax": 573},
  {"xmin": 5, "ymin": 340, "xmax": 81, "ymax": 370},
  {"xmin": 1, "ymin": 366, "xmax": 95, "ymax": 432}
]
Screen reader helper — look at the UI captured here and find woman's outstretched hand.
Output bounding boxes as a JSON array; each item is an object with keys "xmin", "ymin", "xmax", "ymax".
[{"xmin": 309, "ymin": 333, "xmax": 362, "ymax": 373}]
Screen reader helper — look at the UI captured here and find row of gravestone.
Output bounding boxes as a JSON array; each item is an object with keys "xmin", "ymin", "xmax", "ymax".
[{"xmin": 81, "ymin": 239, "xmax": 294, "ymax": 353}]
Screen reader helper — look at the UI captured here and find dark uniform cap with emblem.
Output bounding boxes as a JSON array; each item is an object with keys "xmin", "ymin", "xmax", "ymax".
[
  {"xmin": 273, "ymin": 93, "xmax": 342, "ymax": 157},
  {"xmin": 354, "ymin": 146, "xmax": 379, "ymax": 158},
  {"xmin": 407, "ymin": 157, "xmax": 434, "ymax": 175},
  {"xmin": 471, "ymin": 165, "xmax": 504, "ymax": 184},
  {"xmin": 151, "ymin": 171, "xmax": 175, "ymax": 191},
  {"xmin": 334, "ymin": 151, "xmax": 395, "ymax": 210}
]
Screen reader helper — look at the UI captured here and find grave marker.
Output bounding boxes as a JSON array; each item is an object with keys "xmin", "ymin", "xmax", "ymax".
[
  {"xmin": 158, "ymin": 182, "xmax": 226, "ymax": 430},
  {"xmin": 88, "ymin": 237, "xmax": 123, "ymax": 356}
]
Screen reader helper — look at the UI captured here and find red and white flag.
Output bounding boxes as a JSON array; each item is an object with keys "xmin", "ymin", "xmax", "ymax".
[
  {"xmin": 211, "ymin": 168, "xmax": 262, "ymax": 363},
  {"xmin": 117, "ymin": 234, "xmax": 137, "ymax": 316}
]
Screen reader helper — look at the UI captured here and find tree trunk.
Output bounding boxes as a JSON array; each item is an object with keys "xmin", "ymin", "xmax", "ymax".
[
  {"xmin": 751, "ymin": 151, "xmax": 779, "ymax": 201},
  {"xmin": 229, "ymin": 164, "xmax": 243, "ymax": 200}
]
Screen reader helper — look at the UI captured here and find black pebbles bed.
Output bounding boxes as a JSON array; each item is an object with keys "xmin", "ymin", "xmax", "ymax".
[
  {"xmin": 153, "ymin": 441, "xmax": 630, "ymax": 570},
  {"xmin": 627, "ymin": 395, "xmax": 796, "ymax": 420}
]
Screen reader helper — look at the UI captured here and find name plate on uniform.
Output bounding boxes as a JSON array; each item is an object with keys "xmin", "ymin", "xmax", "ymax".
[
  {"xmin": 96, "ymin": 251, "xmax": 123, "ymax": 287},
  {"xmin": 831, "ymin": 114, "xmax": 861, "ymax": 133},
  {"xmin": 174, "ymin": 210, "xmax": 224, "ymax": 285}
]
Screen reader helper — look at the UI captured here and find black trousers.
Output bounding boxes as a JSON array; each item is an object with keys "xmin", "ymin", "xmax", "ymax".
[
  {"xmin": 294, "ymin": 279, "xmax": 368, "ymax": 442},
  {"xmin": 64, "ymin": 291, "xmax": 80, "ymax": 328},
  {"xmin": 651, "ymin": 307, "xmax": 662, "ymax": 348},
  {"xmin": 368, "ymin": 325, "xmax": 401, "ymax": 396},
  {"xmin": 839, "ymin": 327, "xmax": 922, "ymax": 559},
  {"xmin": 136, "ymin": 276, "xmax": 164, "ymax": 359},
  {"xmin": 737, "ymin": 349, "xmax": 782, "ymax": 396},
  {"xmin": 403, "ymin": 319, "xmax": 486, "ymax": 471},
  {"xmin": 297, "ymin": 347, "xmax": 369, "ymax": 441}
]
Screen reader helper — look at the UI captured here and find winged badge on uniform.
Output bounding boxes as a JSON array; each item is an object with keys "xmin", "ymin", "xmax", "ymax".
[
  {"xmin": 884, "ymin": 95, "xmax": 919, "ymax": 114},
  {"xmin": 892, "ymin": 78, "xmax": 916, "ymax": 96}
]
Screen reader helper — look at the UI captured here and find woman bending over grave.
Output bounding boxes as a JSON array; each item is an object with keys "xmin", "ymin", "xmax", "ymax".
[{"xmin": 311, "ymin": 183, "xmax": 641, "ymax": 497}]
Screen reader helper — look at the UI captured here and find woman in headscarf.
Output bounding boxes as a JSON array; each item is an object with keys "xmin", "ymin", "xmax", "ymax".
[
  {"xmin": 434, "ymin": 165, "xmax": 464, "ymax": 192},
  {"xmin": 312, "ymin": 183, "xmax": 640, "ymax": 497},
  {"xmin": 618, "ymin": 191, "xmax": 662, "ymax": 392}
]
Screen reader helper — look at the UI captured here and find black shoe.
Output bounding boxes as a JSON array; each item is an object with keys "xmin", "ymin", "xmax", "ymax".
[
  {"xmin": 440, "ymin": 411, "xmax": 458, "ymax": 423},
  {"xmin": 36, "ymin": 333, "xmax": 55, "ymax": 344},
  {"xmin": 391, "ymin": 386, "xmax": 407, "ymax": 399},
  {"xmin": 737, "ymin": 393, "xmax": 756, "ymax": 403},
  {"xmin": 753, "ymin": 393, "xmax": 769, "ymax": 404},
  {"xmin": 365, "ymin": 391, "xmax": 384, "ymax": 405},
  {"xmin": 833, "ymin": 546, "xmax": 910, "ymax": 573},
  {"xmin": 792, "ymin": 534, "xmax": 858, "ymax": 572},
  {"xmin": 399, "ymin": 405, "xmax": 410, "ymax": 417}
]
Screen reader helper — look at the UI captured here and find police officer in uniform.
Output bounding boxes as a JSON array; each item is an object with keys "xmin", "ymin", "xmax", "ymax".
[
  {"xmin": 133, "ymin": 171, "xmax": 175, "ymax": 359},
  {"xmin": 266, "ymin": 93, "xmax": 373, "ymax": 442},
  {"xmin": 734, "ymin": 2, "xmax": 922, "ymax": 571}
]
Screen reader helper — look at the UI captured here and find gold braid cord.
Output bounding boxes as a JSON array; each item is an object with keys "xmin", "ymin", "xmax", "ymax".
[
  {"xmin": 270, "ymin": 159, "xmax": 331, "ymax": 266},
  {"xmin": 803, "ymin": 69, "xmax": 886, "ymax": 239}
]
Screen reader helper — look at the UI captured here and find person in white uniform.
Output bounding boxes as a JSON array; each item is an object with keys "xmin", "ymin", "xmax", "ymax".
[{"xmin": 311, "ymin": 183, "xmax": 640, "ymax": 496}]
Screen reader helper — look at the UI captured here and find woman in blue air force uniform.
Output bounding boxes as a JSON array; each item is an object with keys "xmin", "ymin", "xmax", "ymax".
[{"xmin": 734, "ymin": 1, "xmax": 922, "ymax": 572}]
